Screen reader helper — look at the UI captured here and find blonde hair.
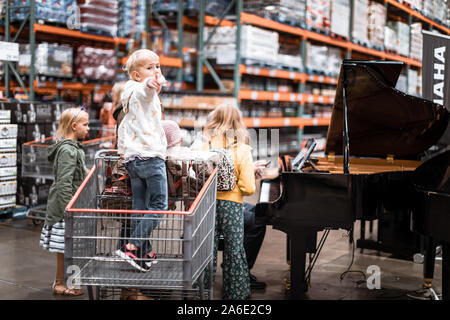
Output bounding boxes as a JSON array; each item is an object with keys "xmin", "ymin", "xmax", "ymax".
[
  {"xmin": 124, "ymin": 49, "xmax": 159, "ymax": 79},
  {"xmin": 111, "ymin": 81, "xmax": 126, "ymax": 107},
  {"xmin": 56, "ymin": 107, "xmax": 88, "ymax": 141},
  {"xmin": 204, "ymin": 103, "xmax": 249, "ymax": 145}
]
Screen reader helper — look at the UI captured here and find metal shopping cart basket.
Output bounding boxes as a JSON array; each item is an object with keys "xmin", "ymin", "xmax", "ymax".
[
  {"xmin": 64, "ymin": 150, "xmax": 218, "ymax": 300},
  {"xmin": 22, "ymin": 135, "xmax": 115, "ymax": 224}
]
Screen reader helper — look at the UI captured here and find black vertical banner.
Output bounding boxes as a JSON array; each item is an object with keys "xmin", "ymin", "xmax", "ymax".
[
  {"xmin": 422, "ymin": 31, "xmax": 450, "ymax": 112},
  {"xmin": 422, "ymin": 31, "xmax": 450, "ymax": 148}
]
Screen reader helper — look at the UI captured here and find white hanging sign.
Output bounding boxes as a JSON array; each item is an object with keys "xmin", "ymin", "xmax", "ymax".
[{"xmin": 0, "ymin": 42, "xmax": 19, "ymax": 62}]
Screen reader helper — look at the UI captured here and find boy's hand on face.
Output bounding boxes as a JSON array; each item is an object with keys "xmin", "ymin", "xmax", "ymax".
[{"xmin": 146, "ymin": 73, "xmax": 163, "ymax": 94}]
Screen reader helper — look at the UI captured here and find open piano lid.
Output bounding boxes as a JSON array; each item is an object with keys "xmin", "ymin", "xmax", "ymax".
[{"xmin": 325, "ymin": 60, "xmax": 449, "ymax": 158}]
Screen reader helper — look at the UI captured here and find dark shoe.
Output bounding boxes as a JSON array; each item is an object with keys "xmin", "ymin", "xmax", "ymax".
[
  {"xmin": 250, "ymin": 273, "xmax": 266, "ymax": 290},
  {"xmin": 115, "ymin": 246, "xmax": 150, "ymax": 272}
]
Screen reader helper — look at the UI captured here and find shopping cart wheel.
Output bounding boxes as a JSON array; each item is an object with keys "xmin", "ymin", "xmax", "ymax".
[
  {"xmin": 32, "ymin": 218, "xmax": 43, "ymax": 226},
  {"xmin": 87, "ymin": 286, "xmax": 95, "ymax": 300}
]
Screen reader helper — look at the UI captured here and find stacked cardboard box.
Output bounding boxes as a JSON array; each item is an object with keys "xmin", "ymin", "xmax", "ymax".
[
  {"xmin": 368, "ymin": 1, "xmax": 386, "ymax": 48},
  {"xmin": 306, "ymin": 0, "xmax": 331, "ymax": 32},
  {"xmin": 78, "ymin": 0, "xmax": 118, "ymax": 36},
  {"xmin": 0, "ymin": 101, "xmax": 75, "ymax": 206},
  {"xmin": 10, "ymin": 0, "xmax": 76, "ymax": 25},
  {"xmin": 384, "ymin": 24, "xmax": 397, "ymax": 52},
  {"xmin": 330, "ymin": 0, "xmax": 350, "ymax": 38},
  {"xmin": 422, "ymin": 0, "xmax": 448, "ymax": 22},
  {"xmin": 387, "ymin": 21, "xmax": 410, "ymax": 56},
  {"xmin": 204, "ymin": 25, "xmax": 279, "ymax": 65},
  {"xmin": 410, "ymin": 23, "xmax": 423, "ymax": 61},
  {"xmin": 74, "ymin": 46, "xmax": 116, "ymax": 81},
  {"xmin": 410, "ymin": 0, "xmax": 423, "ymax": 10},
  {"xmin": 243, "ymin": 0, "xmax": 307, "ymax": 26},
  {"xmin": 118, "ymin": 0, "xmax": 145, "ymax": 38},
  {"xmin": 19, "ymin": 43, "xmax": 73, "ymax": 78},
  {"xmin": 407, "ymin": 68, "xmax": 420, "ymax": 97},
  {"xmin": 396, "ymin": 74, "xmax": 408, "ymax": 93},
  {"xmin": 0, "ymin": 0, "xmax": 5, "ymax": 20},
  {"xmin": 434, "ymin": 0, "xmax": 447, "ymax": 23},
  {"xmin": 0, "ymin": 110, "xmax": 17, "ymax": 209},
  {"xmin": 351, "ymin": 0, "xmax": 369, "ymax": 44},
  {"xmin": 306, "ymin": 43, "xmax": 342, "ymax": 75}
]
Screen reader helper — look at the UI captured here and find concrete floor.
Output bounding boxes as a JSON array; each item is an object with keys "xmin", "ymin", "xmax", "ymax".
[{"xmin": 0, "ymin": 216, "xmax": 442, "ymax": 300}]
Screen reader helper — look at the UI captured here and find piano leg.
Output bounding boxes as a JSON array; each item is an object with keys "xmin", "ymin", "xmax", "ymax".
[
  {"xmin": 289, "ymin": 231, "xmax": 308, "ymax": 298},
  {"xmin": 423, "ymin": 236, "xmax": 436, "ymax": 289},
  {"xmin": 360, "ymin": 219, "xmax": 366, "ymax": 253},
  {"xmin": 443, "ymin": 242, "xmax": 449, "ymax": 300}
]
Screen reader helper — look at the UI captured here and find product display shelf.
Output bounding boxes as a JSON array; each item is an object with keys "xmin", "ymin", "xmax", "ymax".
[
  {"xmin": 240, "ymin": 12, "xmax": 423, "ymax": 68},
  {"xmin": 385, "ymin": 0, "xmax": 450, "ymax": 34}
]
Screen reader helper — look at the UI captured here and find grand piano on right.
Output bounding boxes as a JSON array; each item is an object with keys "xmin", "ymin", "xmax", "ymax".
[{"xmin": 256, "ymin": 60, "xmax": 450, "ymax": 299}]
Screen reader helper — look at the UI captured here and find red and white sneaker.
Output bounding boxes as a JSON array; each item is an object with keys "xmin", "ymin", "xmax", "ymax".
[{"xmin": 115, "ymin": 246, "xmax": 150, "ymax": 272}]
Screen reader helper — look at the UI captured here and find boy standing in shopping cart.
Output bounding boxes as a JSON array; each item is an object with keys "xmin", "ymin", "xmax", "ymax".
[{"xmin": 115, "ymin": 49, "xmax": 168, "ymax": 272}]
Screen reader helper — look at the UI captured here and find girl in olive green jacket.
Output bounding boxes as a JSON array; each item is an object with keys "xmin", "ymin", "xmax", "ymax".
[{"xmin": 39, "ymin": 107, "xmax": 89, "ymax": 296}]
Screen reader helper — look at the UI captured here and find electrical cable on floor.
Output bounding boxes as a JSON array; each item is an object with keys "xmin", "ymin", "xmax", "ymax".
[{"xmin": 339, "ymin": 228, "xmax": 367, "ymax": 286}]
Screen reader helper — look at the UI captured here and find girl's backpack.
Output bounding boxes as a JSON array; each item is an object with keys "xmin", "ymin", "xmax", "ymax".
[{"xmin": 207, "ymin": 141, "xmax": 236, "ymax": 191}]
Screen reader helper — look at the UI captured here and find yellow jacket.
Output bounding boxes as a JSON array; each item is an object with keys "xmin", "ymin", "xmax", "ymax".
[{"xmin": 203, "ymin": 137, "xmax": 256, "ymax": 204}]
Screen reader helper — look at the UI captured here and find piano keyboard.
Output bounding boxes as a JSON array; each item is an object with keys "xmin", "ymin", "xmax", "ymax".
[{"xmin": 259, "ymin": 180, "xmax": 281, "ymax": 203}]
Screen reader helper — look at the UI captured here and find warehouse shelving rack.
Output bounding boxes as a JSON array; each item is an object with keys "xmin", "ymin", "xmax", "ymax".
[
  {"xmin": 194, "ymin": 0, "xmax": 449, "ymax": 150},
  {"xmin": 1, "ymin": 0, "xmax": 187, "ymax": 101}
]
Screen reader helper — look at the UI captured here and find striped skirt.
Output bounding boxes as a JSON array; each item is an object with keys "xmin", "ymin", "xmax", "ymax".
[{"xmin": 39, "ymin": 220, "xmax": 65, "ymax": 253}]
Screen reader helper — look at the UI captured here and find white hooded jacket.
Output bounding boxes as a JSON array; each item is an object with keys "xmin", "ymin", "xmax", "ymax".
[{"xmin": 117, "ymin": 78, "xmax": 167, "ymax": 160}]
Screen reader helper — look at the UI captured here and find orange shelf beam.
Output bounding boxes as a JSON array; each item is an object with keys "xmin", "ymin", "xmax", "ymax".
[
  {"xmin": 33, "ymin": 24, "xmax": 128, "ymax": 45},
  {"xmin": 182, "ymin": 15, "xmax": 235, "ymax": 28},
  {"xmin": 238, "ymin": 90, "xmax": 334, "ymax": 104},
  {"xmin": 242, "ymin": 117, "xmax": 331, "ymax": 128},
  {"xmin": 34, "ymin": 80, "xmax": 112, "ymax": 92},
  {"xmin": 240, "ymin": 65, "xmax": 339, "ymax": 84},
  {"xmin": 240, "ymin": 65, "xmax": 303, "ymax": 81},
  {"xmin": 160, "ymin": 56, "xmax": 183, "ymax": 68},
  {"xmin": 120, "ymin": 56, "xmax": 183, "ymax": 68},
  {"xmin": 239, "ymin": 90, "xmax": 303, "ymax": 102}
]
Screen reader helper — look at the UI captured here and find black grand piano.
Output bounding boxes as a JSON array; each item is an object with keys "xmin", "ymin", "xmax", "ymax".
[{"xmin": 256, "ymin": 60, "xmax": 450, "ymax": 299}]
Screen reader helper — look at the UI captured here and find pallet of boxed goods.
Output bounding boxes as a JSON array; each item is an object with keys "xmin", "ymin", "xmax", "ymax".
[
  {"xmin": 368, "ymin": 1, "xmax": 386, "ymax": 49},
  {"xmin": 306, "ymin": 43, "xmax": 342, "ymax": 76},
  {"xmin": 204, "ymin": 25, "xmax": 280, "ymax": 65},
  {"xmin": 389, "ymin": 21, "xmax": 410, "ymax": 57},
  {"xmin": 244, "ymin": 0, "xmax": 307, "ymax": 27},
  {"xmin": 351, "ymin": 0, "xmax": 369, "ymax": 45},
  {"xmin": 78, "ymin": 0, "xmax": 118, "ymax": 36},
  {"xmin": 19, "ymin": 43, "xmax": 73, "ymax": 78},
  {"xmin": 330, "ymin": 0, "xmax": 350, "ymax": 39},
  {"xmin": 410, "ymin": 23, "xmax": 423, "ymax": 61},
  {"xmin": 306, "ymin": 0, "xmax": 331, "ymax": 33},
  {"xmin": 384, "ymin": 24, "xmax": 397, "ymax": 52}
]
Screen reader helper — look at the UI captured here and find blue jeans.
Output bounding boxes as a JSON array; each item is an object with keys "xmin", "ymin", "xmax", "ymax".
[{"xmin": 125, "ymin": 157, "xmax": 168, "ymax": 255}]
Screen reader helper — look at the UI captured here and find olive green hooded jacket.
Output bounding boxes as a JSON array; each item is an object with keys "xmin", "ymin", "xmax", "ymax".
[{"xmin": 44, "ymin": 139, "xmax": 86, "ymax": 226}]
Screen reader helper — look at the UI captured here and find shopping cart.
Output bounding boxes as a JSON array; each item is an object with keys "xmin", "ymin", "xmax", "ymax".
[
  {"xmin": 22, "ymin": 135, "xmax": 115, "ymax": 224},
  {"xmin": 64, "ymin": 150, "xmax": 218, "ymax": 300}
]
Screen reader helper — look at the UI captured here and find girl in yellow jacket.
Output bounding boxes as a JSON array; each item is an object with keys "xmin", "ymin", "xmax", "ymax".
[{"xmin": 203, "ymin": 103, "xmax": 256, "ymax": 300}]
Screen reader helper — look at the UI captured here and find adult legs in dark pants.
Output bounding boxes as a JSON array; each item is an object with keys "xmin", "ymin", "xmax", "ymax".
[{"xmin": 243, "ymin": 203, "xmax": 267, "ymax": 290}]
